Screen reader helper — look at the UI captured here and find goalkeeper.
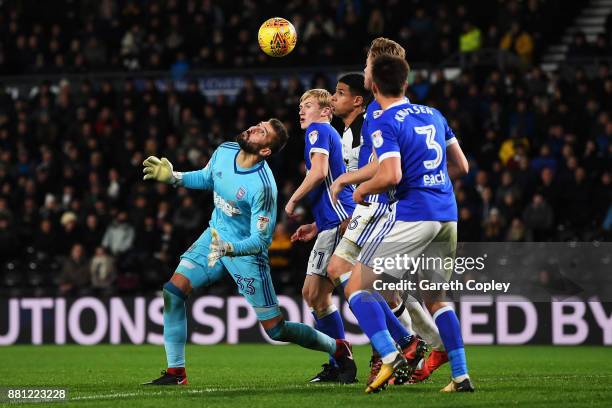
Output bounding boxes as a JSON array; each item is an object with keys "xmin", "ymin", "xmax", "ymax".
[{"xmin": 142, "ymin": 119, "xmax": 357, "ymax": 385}]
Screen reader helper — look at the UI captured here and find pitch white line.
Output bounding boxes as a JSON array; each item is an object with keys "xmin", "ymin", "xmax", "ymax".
[
  {"xmin": 71, "ymin": 384, "xmax": 340, "ymax": 401},
  {"xmin": 61, "ymin": 374, "xmax": 612, "ymax": 402}
]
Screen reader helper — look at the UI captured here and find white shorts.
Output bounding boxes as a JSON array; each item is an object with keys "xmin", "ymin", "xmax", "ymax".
[
  {"xmin": 306, "ymin": 225, "xmax": 342, "ymax": 277},
  {"xmin": 333, "ymin": 202, "xmax": 391, "ymax": 264},
  {"xmin": 358, "ymin": 208, "xmax": 457, "ymax": 280}
]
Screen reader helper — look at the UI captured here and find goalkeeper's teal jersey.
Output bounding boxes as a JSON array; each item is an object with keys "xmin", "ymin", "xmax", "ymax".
[{"xmin": 181, "ymin": 142, "xmax": 276, "ymax": 259}]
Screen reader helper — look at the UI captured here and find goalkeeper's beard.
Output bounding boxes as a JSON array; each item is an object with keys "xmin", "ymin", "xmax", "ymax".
[{"xmin": 236, "ymin": 131, "xmax": 264, "ymax": 155}]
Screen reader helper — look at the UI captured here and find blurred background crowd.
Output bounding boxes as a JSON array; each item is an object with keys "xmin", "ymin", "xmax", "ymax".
[
  {"xmin": 0, "ymin": 0, "xmax": 610, "ymax": 297},
  {"xmin": 2, "ymin": 0, "xmax": 611, "ymax": 73}
]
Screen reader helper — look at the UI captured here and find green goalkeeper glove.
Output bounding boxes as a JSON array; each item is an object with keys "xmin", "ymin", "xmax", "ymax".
[
  {"xmin": 208, "ymin": 228, "xmax": 234, "ymax": 267},
  {"xmin": 142, "ymin": 156, "xmax": 181, "ymax": 185}
]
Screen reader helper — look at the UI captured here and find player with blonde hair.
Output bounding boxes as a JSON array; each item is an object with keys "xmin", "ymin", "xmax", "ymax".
[{"xmin": 285, "ymin": 89, "xmax": 356, "ymax": 383}]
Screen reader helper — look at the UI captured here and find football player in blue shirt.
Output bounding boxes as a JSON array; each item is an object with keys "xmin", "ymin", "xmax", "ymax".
[
  {"xmin": 285, "ymin": 89, "xmax": 356, "ymax": 382},
  {"xmin": 346, "ymin": 55, "xmax": 474, "ymax": 393},
  {"xmin": 142, "ymin": 118, "xmax": 356, "ymax": 385},
  {"xmin": 329, "ymin": 38, "xmax": 449, "ymax": 385}
]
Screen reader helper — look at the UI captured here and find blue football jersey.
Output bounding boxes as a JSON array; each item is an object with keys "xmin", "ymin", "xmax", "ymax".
[
  {"xmin": 359, "ymin": 100, "xmax": 386, "ymax": 204},
  {"xmin": 304, "ymin": 122, "xmax": 355, "ymax": 231},
  {"xmin": 359, "ymin": 98, "xmax": 407, "ymax": 204},
  {"xmin": 181, "ymin": 142, "xmax": 277, "ymax": 258},
  {"xmin": 369, "ymin": 101, "xmax": 458, "ymax": 222},
  {"xmin": 358, "ymin": 100, "xmax": 380, "ymax": 170}
]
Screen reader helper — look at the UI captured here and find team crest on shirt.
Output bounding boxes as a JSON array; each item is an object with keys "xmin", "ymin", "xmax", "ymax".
[
  {"xmin": 308, "ymin": 130, "xmax": 318, "ymax": 144},
  {"xmin": 236, "ymin": 186, "xmax": 247, "ymax": 200},
  {"xmin": 371, "ymin": 130, "xmax": 383, "ymax": 148},
  {"xmin": 215, "ymin": 171, "xmax": 223, "ymax": 179},
  {"xmin": 373, "ymin": 110, "xmax": 383, "ymax": 119},
  {"xmin": 256, "ymin": 215, "xmax": 270, "ymax": 231}
]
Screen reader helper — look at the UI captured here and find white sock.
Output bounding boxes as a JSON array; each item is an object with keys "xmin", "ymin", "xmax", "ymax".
[
  {"xmin": 405, "ymin": 296, "xmax": 445, "ymax": 351},
  {"xmin": 453, "ymin": 374, "xmax": 470, "ymax": 382},
  {"xmin": 382, "ymin": 351, "xmax": 399, "ymax": 365},
  {"xmin": 391, "ymin": 303, "xmax": 413, "ymax": 333}
]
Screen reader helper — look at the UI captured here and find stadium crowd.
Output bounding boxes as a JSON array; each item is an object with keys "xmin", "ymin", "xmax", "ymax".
[
  {"xmin": 1, "ymin": 0, "xmax": 603, "ymax": 74},
  {"xmin": 0, "ymin": 0, "xmax": 610, "ymax": 296}
]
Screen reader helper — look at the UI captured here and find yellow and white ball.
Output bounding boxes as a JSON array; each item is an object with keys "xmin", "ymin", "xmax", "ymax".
[{"xmin": 258, "ymin": 17, "xmax": 297, "ymax": 57}]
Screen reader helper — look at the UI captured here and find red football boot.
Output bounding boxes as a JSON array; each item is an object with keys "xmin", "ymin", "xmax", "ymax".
[
  {"xmin": 391, "ymin": 336, "xmax": 428, "ymax": 385},
  {"xmin": 411, "ymin": 349, "xmax": 449, "ymax": 383}
]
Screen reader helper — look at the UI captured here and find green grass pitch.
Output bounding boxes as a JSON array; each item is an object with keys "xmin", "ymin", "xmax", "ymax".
[{"xmin": 2, "ymin": 345, "xmax": 611, "ymax": 407}]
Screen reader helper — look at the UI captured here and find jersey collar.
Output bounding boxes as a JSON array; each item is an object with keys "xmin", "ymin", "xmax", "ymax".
[
  {"xmin": 233, "ymin": 151, "xmax": 264, "ymax": 174},
  {"xmin": 384, "ymin": 97, "xmax": 410, "ymax": 111}
]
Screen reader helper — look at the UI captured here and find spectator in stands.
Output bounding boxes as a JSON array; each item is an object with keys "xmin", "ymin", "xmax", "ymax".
[
  {"xmin": 531, "ymin": 144, "xmax": 557, "ymax": 173},
  {"xmin": 499, "ymin": 132, "xmax": 529, "ymax": 168},
  {"xmin": 458, "ymin": 207, "xmax": 481, "ymax": 241},
  {"xmin": 564, "ymin": 167, "xmax": 591, "ymax": 233},
  {"xmin": 101, "ymin": 211, "xmax": 135, "ymax": 256},
  {"xmin": 157, "ymin": 221, "xmax": 182, "ymax": 264},
  {"xmin": 500, "ymin": 22, "xmax": 534, "ymax": 66},
  {"xmin": 0, "ymin": 214, "xmax": 19, "ymax": 263},
  {"xmin": 483, "ymin": 208, "xmax": 505, "ymax": 241},
  {"xmin": 495, "ymin": 171, "xmax": 522, "ymax": 207},
  {"xmin": 567, "ymin": 31, "xmax": 592, "ymax": 59},
  {"xmin": 134, "ymin": 216, "xmax": 161, "ymax": 256},
  {"xmin": 17, "ymin": 197, "xmax": 38, "ymax": 245},
  {"xmin": 459, "ymin": 22, "xmax": 482, "ymax": 54},
  {"xmin": 83, "ymin": 214, "xmax": 105, "ymax": 255},
  {"xmin": 90, "ymin": 246, "xmax": 116, "ymax": 293},
  {"xmin": 39, "ymin": 194, "xmax": 61, "ymax": 224},
  {"xmin": 592, "ymin": 34, "xmax": 611, "ymax": 58},
  {"xmin": 269, "ymin": 223, "xmax": 292, "ymax": 270},
  {"xmin": 59, "ymin": 211, "xmax": 81, "ymax": 255},
  {"xmin": 172, "ymin": 196, "xmax": 203, "ymax": 241},
  {"xmin": 506, "ymin": 218, "xmax": 526, "ymax": 241},
  {"xmin": 59, "ymin": 243, "xmax": 90, "ymax": 295},
  {"xmin": 523, "ymin": 193, "xmax": 554, "ymax": 241}
]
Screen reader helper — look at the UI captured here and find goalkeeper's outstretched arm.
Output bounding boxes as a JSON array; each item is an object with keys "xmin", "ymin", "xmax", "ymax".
[{"xmin": 142, "ymin": 151, "xmax": 217, "ymax": 190}]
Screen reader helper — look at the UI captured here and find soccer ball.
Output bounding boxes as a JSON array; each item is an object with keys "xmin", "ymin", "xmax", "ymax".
[{"xmin": 258, "ymin": 17, "xmax": 297, "ymax": 57}]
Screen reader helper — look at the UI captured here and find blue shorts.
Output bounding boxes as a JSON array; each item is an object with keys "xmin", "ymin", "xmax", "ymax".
[{"xmin": 176, "ymin": 228, "xmax": 281, "ymax": 321}]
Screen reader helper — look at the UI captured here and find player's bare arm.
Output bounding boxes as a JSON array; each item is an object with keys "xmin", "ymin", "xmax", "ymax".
[
  {"xmin": 285, "ymin": 152, "xmax": 328, "ymax": 216},
  {"xmin": 446, "ymin": 141, "xmax": 469, "ymax": 180},
  {"xmin": 353, "ymin": 157, "xmax": 402, "ymax": 205},
  {"xmin": 330, "ymin": 160, "xmax": 377, "ymax": 204}
]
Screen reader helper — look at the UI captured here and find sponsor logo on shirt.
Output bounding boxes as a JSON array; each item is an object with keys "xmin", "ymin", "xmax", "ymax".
[
  {"xmin": 308, "ymin": 130, "xmax": 318, "ymax": 144},
  {"xmin": 371, "ymin": 130, "xmax": 383, "ymax": 148},
  {"xmin": 373, "ymin": 110, "xmax": 383, "ymax": 119},
  {"xmin": 213, "ymin": 191, "xmax": 241, "ymax": 216},
  {"xmin": 236, "ymin": 186, "xmax": 246, "ymax": 200},
  {"xmin": 256, "ymin": 215, "xmax": 270, "ymax": 231},
  {"xmin": 423, "ymin": 170, "xmax": 447, "ymax": 186}
]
